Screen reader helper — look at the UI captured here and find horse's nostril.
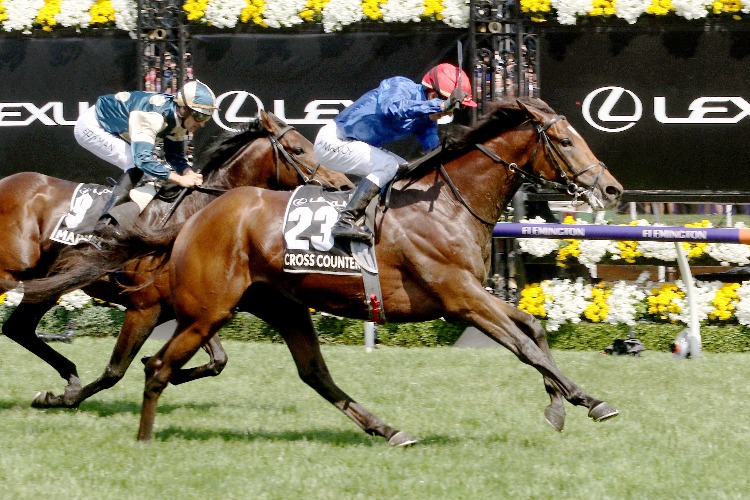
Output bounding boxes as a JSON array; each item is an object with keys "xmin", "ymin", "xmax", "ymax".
[{"xmin": 606, "ymin": 185, "xmax": 622, "ymax": 197}]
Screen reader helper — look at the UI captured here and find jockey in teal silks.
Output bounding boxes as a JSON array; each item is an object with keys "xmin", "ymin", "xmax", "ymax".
[
  {"xmin": 314, "ymin": 63, "xmax": 477, "ymax": 244},
  {"xmin": 73, "ymin": 79, "xmax": 217, "ymax": 226}
]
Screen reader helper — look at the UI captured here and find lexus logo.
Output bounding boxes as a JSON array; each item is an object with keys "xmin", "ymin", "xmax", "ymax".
[
  {"xmin": 582, "ymin": 86, "xmax": 642, "ymax": 133},
  {"xmin": 582, "ymin": 86, "xmax": 750, "ymax": 133},
  {"xmin": 213, "ymin": 90, "xmax": 352, "ymax": 132}
]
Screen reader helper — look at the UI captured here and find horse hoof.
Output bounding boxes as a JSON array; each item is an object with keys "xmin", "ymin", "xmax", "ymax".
[
  {"xmin": 31, "ymin": 390, "xmax": 58, "ymax": 408},
  {"xmin": 588, "ymin": 401, "xmax": 619, "ymax": 422},
  {"xmin": 388, "ymin": 431, "xmax": 419, "ymax": 447},
  {"xmin": 544, "ymin": 405, "xmax": 565, "ymax": 432}
]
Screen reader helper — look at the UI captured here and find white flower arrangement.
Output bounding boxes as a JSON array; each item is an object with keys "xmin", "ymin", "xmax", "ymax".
[
  {"xmin": 734, "ymin": 281, "xmax": 750, "ymax": 325},
  {"xmin": 1, "ymin": 288, "xmax": 93, "ymax": 311},
  {"xmin": 541, "ymin": 278, "xmax": 591, "ymax": 330},
  {"xmin": 2, "ymin": 0, "xmax": 45, "ymax": 33},
  {"xmin": 204, "ymin": 0, "xmax": 247, "ymax": 29},
  {"xmin": 604, "ymin": 281, "xmax": 645, "ymax": 326},
  {"xmin": 57, "ymin": 289, "xmax": 93, "ymax": 311},
  {"xmin": 524, "ymin": 277, "xmax": 750, "ymax": 328},
  {"xmin": 262, "ymin": 0, "xmax": 307, "ymax": 29},
  {"xmin": 3, "ymin": 0, "xmax": 747, "ymax": 35}
]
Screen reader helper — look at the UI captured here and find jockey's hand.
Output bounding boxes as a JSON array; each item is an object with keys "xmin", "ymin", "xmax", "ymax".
[
  {"xmin": 443, "ymin": 88, "xmax": 468, "ymax": 114},
  {"xmin": 168, "ymin": 170, "xmax": 203, "ymax": 188}
]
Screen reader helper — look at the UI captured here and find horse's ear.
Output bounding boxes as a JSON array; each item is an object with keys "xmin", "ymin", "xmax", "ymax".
[
  {"xmin": 259, "ymin": 109, "xmax": 279, "ymax": 134},
  {"xmin": 516, "ymin": 99, "xmax": 543, "ymax": 122}
]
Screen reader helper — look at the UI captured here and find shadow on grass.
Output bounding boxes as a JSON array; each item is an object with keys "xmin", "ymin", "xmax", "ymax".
[
  {"xmin": 0, "ymin": 399, "xmax": 218, "ymax": 417},
  {"xmin": 77, "ymin": 400, "xmax": 218, "ymax": 417},
  {"xmin": 155, "ymin": 426, "xmax": 458, "ymax": 446}
]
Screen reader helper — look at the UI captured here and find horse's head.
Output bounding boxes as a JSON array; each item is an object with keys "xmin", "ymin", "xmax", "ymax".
[
  {"xmin": 514, "ymin": 99, "xmax": 623, "ymax": 210},
  {"xmin": 259, "ymin": 111, "xmax": 354, "ymax": 190}
]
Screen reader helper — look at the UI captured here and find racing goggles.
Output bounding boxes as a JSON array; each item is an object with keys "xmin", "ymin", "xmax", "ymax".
[{"xmin": 190, "ymin": 109, "xmax": 213, "ymax": 122}]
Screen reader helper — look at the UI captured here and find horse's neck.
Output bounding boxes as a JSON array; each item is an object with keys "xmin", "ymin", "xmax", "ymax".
[{"xmin": 436, "ymin": 145, "xmax": 523, "ymax": 226}]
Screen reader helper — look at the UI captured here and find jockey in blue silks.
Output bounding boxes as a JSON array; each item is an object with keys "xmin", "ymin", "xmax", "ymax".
[
  {"xmin": 73, "ymin": 79, "xmax": 217, "ymax": 226},
  {"xmin": 314, "ymin": 63, "xmax": 477, "ymax": 244}
]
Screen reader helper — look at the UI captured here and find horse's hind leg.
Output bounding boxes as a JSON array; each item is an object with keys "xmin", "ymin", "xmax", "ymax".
[
  {"xmin": 248, "ymin": 286, "xmax": 417, "ymax": 446},
  {"xmin": 169, "ymin": 335, "xmax": 228, "ymax": 385},
  {"xmin": 1, "ymin": 300, "xmax": 82, "ymax": 407}
]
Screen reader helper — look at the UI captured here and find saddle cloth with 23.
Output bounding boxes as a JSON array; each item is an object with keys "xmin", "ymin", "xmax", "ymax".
[{"xmin": 283, "ymin": 185, "xmax": 363, "ymax": 276}]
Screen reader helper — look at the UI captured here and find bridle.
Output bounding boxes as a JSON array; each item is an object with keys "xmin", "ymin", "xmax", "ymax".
[
  {"xmin": 266, "ymin": 125, "xmax": 323, "ymax": 187},
  {"xmin": 475, "ymin": 114, "xmax": 608, "ymax": 208},
  {"xmin": 436, "ymin": 113, "xmax": 607, "ymax": 227}
]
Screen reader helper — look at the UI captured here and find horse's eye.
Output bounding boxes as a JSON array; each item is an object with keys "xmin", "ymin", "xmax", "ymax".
[
  {"xmin": 292, "ymin": 147, "xmax": 305, "ymax": 155},
  {"xmin": 559, "ymin": 138, "xmax": 573, "ymax": 148}
]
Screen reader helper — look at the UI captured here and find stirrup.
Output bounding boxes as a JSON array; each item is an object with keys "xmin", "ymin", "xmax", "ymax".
[{"xmin": 332, "ymin": 223, "xmax": 372, "ymax": 243}]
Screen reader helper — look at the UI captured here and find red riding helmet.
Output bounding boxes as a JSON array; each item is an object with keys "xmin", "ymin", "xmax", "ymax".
[{"xmin": 422, "ymin": 63, "xmax": 478, "ymax": 108}]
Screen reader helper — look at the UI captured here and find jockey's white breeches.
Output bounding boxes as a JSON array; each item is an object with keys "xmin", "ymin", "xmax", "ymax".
[
  {"xmin": 74, "ymin": 106, "xmax": 133, "ymax": 172},
  {"xmin": 314, "ymin": 122, "xmax": 404, "ymax": 188}
]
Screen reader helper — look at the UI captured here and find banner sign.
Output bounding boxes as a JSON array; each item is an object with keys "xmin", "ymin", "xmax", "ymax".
[
  {"xmin": 493, "ymin": 222, "xmax": 750, "ymax": 244},
  {"xmin": 189, "ymin": 31, "xmax": 465, "ymax": 159},
  {"xmin": 539, "ymin": 26, "xmax": 750, "ymax": 192},
  {"xmin": 0, "ymin": 37, "xmax": 138, "ymax": 181}
]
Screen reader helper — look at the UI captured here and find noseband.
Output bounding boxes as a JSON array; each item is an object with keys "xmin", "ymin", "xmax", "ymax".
[
  {"xmin": 267, "ymin": 125, "xmax": 322, "ymax": 186},
  {"xmin": 476, "ymin": 114, "xmax": 607, "ymax": 202}
]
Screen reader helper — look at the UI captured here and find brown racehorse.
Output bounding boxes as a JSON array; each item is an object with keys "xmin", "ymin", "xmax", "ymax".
[
  {"xmin": 21, "ymin": 98, "xmax": 624, "ymax": 444},
  {"xmin": 126, "ymin": 98, "xmax": 624, "ymax": 444},
  {"xmin": 0, "ymin": 110, "xmax": 352, "ymax": 408}
]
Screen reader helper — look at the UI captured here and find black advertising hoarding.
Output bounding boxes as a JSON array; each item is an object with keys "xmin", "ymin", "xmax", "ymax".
[
  {"xmin": 189, "ymin": 31, "xmax": 465, "ymax": 158},
  {"xmin": 539, "ymin": 25, "xmax": 750, "ymax": 193},
  {"xmin": 1, "ymin": 27, "xmax": 749, "ymax": 194},
  {"xmin": 0, "ymin": 36, "xmax": 138, "ymax": 181}
]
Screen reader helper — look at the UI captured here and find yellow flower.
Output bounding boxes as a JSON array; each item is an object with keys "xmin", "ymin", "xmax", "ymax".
[
  {"xmin": 184, "ymin": 0, "xmax": 210, "ymax": 22},
  {"xmin": 711, "ymin": 0, "xmax": 741, "ymax": 13},
  {"xmin": 646, "ymin": 0, "xmax": 675, "ymax": 15},
  {"xmin": 0, "ymin": 0, "xmax": 7, "ymax": 24},
  {"xmin": 584, "ymin": 283, "xmax": 611, "ymax": 322},
  {"xmin": 709, "ymin": 283, "xmax": 740, "ymax": 322},
  {"xmin": 520, "ymin": 0, "xmax": 552, "ymax": 16},
  {"xmin": 423, "ymin": 0, "xmax": 444, "ymax": 20},
  {"xmin": 519, "ymin": 283, "xmax": 547, "ymax": 318},
  {"xmin": 240, "ymin": 0, "xmax": 267, "ymax": 26},
  {"xmin": 300, "ymin": 0, "xmax": 329, "ymax": 22},
  {"xmin": 37, "ymin": 0, "xmax": 61, "ymax": 31},
  {"xmin": 90, "ymin": 0, "xmax": 115, "ymax": 26},
  {"xmin": 647, "ymin": 283, "xmax": 683, "ymax": 321},
  {"xmin": 682, "ymin": 220, "xmax": 711, "ymax": 259},
  {"xmin": 0, "ymin": 292, "xmax": 6, "ymax": 305},
  {"xmin": 362, "ymin": 0, "xmax": 385, "ymax": 21},
  {"xmin": 590, "ymin": 0, "xmax": 616, "ymax": 17}
]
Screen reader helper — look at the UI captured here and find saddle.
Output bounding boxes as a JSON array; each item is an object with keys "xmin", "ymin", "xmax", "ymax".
[{"xmin": 50, "ymin": 178, "xmax": 167, "ymax": 246}]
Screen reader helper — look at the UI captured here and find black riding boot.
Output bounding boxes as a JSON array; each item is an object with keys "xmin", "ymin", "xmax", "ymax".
[
  {"xmin": 97, "ymin": 168, "xmax": 143, "ymax": 226},
  {"xmin": 96, "ymin": 168, "xmax": 143, "ymax": 228},
  {"xmin": 331, "ymin": 178, "xmax": 381, "ymax": 243}
]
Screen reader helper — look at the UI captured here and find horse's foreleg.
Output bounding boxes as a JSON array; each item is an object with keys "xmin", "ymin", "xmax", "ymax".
[
  {"xmin": 506, "ymin": 307, "xmax": 567, "ymax": 431},
  {"xmin": 138, "ymin": 316, "xmax": 228, "ymax": 441},
  {"xmin": 169, "ymin": 334, "xmax": 228, "ymax": 385},
  {"xmin": 251, "ymin": 289, "xmax": 417, "ymax": 447},
  {"xmin": 453, "ymin": 283, "xmax": 618, "ymax": 427},
  {"xmin": 1, "ymin": 300, "xmax": 82, "ymax": 406}
]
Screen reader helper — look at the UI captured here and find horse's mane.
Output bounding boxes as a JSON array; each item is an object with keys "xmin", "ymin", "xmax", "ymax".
[
  {"xmin": 193, "ymin": 119, "xmax": 266, "ymax": 176},
  {"xmin": 440, "ymin": 97, "xmax": 553, "ymax": 155}
]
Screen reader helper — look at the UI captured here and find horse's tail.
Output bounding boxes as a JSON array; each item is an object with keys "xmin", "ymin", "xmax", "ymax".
[{"xmin": 19, "ymin": 221, "xmax": 184, "ymax": 303}]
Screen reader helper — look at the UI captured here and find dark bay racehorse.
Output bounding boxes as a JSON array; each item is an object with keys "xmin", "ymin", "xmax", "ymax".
[
  {"xmin": 0, "ymin": 110, "xmax": 352, "ymax": 407},
  {"xmin": 22, "ymin": 98, "xmax": 624, "ymax": 444}
]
